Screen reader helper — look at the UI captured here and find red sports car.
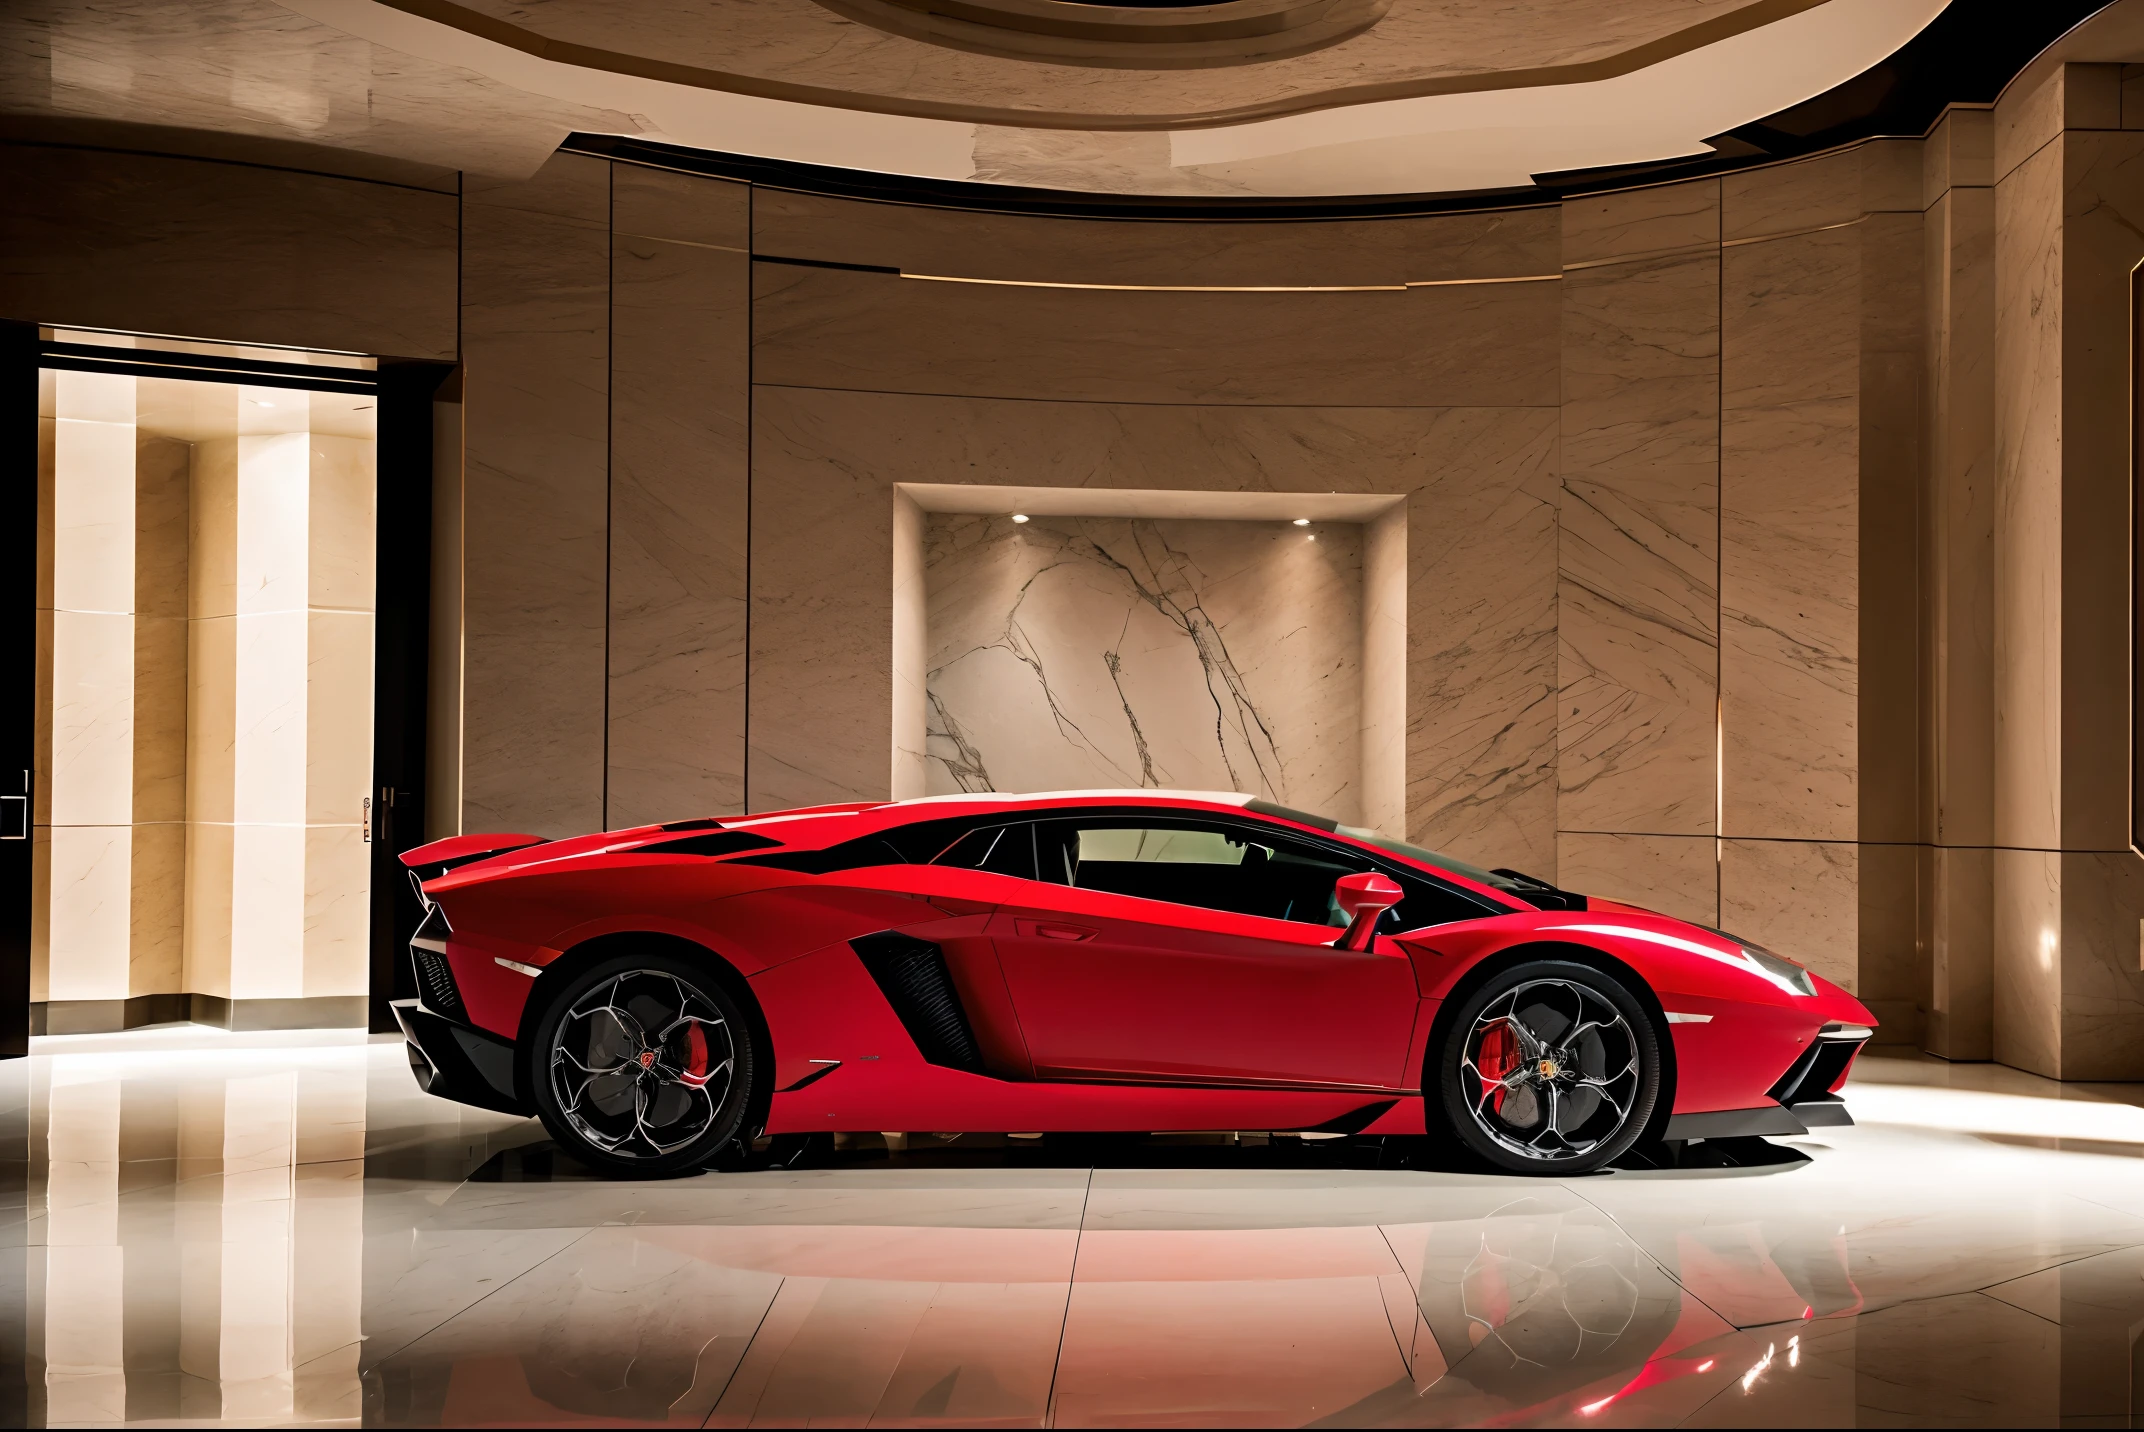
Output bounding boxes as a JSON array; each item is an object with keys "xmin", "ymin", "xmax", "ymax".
[{"xmin": 393, "ymin": 791, "xmax": 1874, "ymax": 1177}]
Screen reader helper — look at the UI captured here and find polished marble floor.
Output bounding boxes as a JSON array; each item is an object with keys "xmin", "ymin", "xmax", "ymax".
[{"xmin": 6, "ymin": 1031, "xmax": 2144, "ymax": 1427}]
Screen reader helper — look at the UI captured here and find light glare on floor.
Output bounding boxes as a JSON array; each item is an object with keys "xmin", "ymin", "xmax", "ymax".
[{"xmin": 1011, "ymin": 513, "xmax": 1030, "ymax": 523}]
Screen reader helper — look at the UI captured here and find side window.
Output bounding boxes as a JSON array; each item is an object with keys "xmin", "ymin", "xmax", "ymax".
[
  {"xmin": 1031, "ymin": 819, "xmax": 1357, "ymax": 929},
  {"xmin": 1033, "ymin": 816, "xmax": 1500, "ymax": 933},
  {"xmin": 932, "ymin": 822, "xmax": 1038, "ymax": 881}
]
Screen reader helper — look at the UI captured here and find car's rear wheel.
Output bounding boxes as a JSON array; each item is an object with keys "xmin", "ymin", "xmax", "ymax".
[
  {"xmin": 529, "ymin": 951, "xmax": 758, "ymax": 1178},
  {"xmin": 1433, "ymin": 959, "xmax": 1660, "ymax": 1175}
]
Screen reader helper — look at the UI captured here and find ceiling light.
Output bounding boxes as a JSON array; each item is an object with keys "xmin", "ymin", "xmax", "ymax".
[
  {"xmin": 1292, "ymin": 518, "xmax": 1310, "ymax": 526},
  {"xmin": 1011, "ymin": 513, "xmax": 1030, "ymax": 523}
]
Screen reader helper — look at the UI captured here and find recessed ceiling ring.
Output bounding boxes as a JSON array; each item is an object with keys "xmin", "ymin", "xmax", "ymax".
[{"xmin": 813, "ymin": 0, "xmax": 1389, "ymax": 69}]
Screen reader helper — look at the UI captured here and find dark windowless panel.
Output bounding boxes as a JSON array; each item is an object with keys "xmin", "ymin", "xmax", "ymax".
[
  {"xmin": 370, "ymin": 362, "xmax": 451, "ymax": 1031},
  {"xmin": 0, "ymin": 322, "xmax": 30, "ymax": 1061}
]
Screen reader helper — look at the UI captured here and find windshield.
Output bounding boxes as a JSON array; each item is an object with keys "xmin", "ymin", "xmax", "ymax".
[{"xmin": 1241, "ymin": 798, "xmax": 1538, "ymax": 898}]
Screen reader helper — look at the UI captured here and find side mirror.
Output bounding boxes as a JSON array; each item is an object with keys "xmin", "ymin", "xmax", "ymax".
[{"xmin": 1333, "ymin": 872, "xmax": 1405, "ymax": 951}]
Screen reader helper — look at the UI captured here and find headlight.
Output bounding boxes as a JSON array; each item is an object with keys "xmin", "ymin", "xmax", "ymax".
[{"xmin": 1740, "ymin": 942, "xmax": 1816, "ymax": 997}]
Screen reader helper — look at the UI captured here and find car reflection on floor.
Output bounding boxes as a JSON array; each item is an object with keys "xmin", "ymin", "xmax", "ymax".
[{"xmin": 8, "ymin": 1031, "xmax": 2141, "ymax": 1427}]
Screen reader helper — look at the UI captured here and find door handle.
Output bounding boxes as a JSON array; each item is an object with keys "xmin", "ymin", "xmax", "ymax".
[{"xmin": 1016, "ymin": 919, "xmax": 1097, "ymax": 942}]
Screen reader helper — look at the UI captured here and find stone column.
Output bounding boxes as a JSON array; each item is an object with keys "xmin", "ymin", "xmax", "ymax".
[
  {"xmin": 1921, "ymin": 107, "xmax": 1998, "ymax": 1059},
  {"xmin": 1989, "ymin": 63, "xmax": 2144, "ymax": 1078},
  {"xmin": 34, "ymin": 369, "xmax": 190, "ymax": 1031}
]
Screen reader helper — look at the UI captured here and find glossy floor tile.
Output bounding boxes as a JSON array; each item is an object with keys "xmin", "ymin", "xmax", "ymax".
[{"xmin": 5, "ymin": 1034, "xmax": 2144, "ymax": 1426}]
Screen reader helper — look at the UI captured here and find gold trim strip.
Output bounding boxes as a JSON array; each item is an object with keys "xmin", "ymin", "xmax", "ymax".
[
  {"xmin": 1719, "ymin": 215, "xmax": 1867, "ymax": 247},
  {"xmin": 901, "ymin": 272, "xmax": 1402, "ymax": 292},
  {"xmin": 615, "ymin": 231, "xmax": 749, "ymax": 254},
  {"xmin": 1404, "ymin": 273, "xmax": 1560, "ymax": 287},
  {"xmin": 1563, "ymin": 240, "xmax": 1718, "ymax": 273},
  {"xmin": 1562, "ymin": 214, "xmax": 1870, "ymax": 272},
  {"xmin": 899, "ymin": 271, "xmax": 1560, "ymax": 292}
]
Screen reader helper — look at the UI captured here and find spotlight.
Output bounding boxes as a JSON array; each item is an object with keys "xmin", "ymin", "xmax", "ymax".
[
  {"xmin": 1011, "ymin": 513, "xmax": 1030, "ymax": 524},
  {"xmin": 1292, "ymin": 518, "xmax": 1310, "ymax": 526}
]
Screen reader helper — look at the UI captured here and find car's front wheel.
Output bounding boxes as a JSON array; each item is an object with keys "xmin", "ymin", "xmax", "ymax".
[
  {"xmin": 528, "ymin": 951, "xmax": 759, "ymax": 1178},
  {"xmin": 1433, "ymin": 959, "xmax": 1660, "ymax": 1175}
]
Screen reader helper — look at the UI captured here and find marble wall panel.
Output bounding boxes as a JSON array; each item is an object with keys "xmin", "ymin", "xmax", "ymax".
[
  {"xmin": 1992, "ymin": 846, "xmax": 2062, "ymax": 1078},
  {"xmin": 1992, "ymin": 137, "xmax": 2064, "ymax": 853},
  {"xmin": 302, "ymin": 825, "xmax": 370, "ymax": 999},
  {"xmin": 752, "ymin": 189, "xmax": 1559, "ymax": 287},
  {"xmin": 1923, "ymin": 109, "xmax": 1994, "ymax": 208},
  {"xmin": 1557, "ymin": 189, "xmax": 1719, "ymax": 840},
  {"xmin": 1719, "ymin": 839, "xmax": 1858, "ymax": 993},
  {"xmin": 0, "ymin": 144, "xmax": 456, "ymax": 359},
  {"xmin": 2055, "ymin": 130, "xmax": 2144, "ymax": 853},
  {"xmin": 1856, "ymin": 841, "xmax": 1920, "ymax": 1041},
  {"xmin": 1995, "ymin": 64, "xmax": 2122, "ymax": 185},
  {"xmin": 2054, "ymin": 850, "xmax": 2144, "ymax": 1080},
  {"xmin": 1553, "ymin": 832, "xmax": 1714, "ymax": 926},
  {"xmin": 923, "ymin": 515, "xmax": 1362, "ymax": 818},
  {"xmin": 607, "ymin": 170, "xmax": 751, "ymax": 828},
  {"xmin": 44, "ymin": 826, "xmax": 129, "ymax": 1003},
  {"xmin": 1720, "ymin": 224, "xmax": 1859, "ymax": 845},
  {"xmin": 1925, "ymin": 186, "xmax": 1997, "ymax": 851},
  {"xmin": 751, "ymin": 264, "xmax": 1561, "ymax": 408},
  {"xmin": 1860, "ymin": 346, "xmax": 1921, "ymax": 849},
  {"xmin": 1561, "ymin": 179, "xmax": 1716, "ymax": 266},
  {"xmin": 1928, "ymin": 844, "xmax": 1993, "ymax": 1060},
  {"xmin": 612, "ymin": 167, "xmax": 748, "ymax": 249},
  {"xmin": 1404, "ymin": 409, "xmax": 1559, "ymax": 874},
  {"xmin": 129, "ymin": 822, "xmax": 184, "ymax": 999},
  {"xmin": 460, "ymin": 153, "xmax": 611, "ymax": 837},
  {"xmin": 748, "ymin": 389, "xmax": 899, "ymax": 811},
  {"xmin": 1722, "ymin": 150, "xmax": 1861, "ymax": 241}
]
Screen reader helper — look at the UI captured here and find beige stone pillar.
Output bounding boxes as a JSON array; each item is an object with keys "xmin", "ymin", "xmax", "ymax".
[
  {"xmin": 34, "ymin": 369, "xmax": 191, "ymax": 1029},
  {"xmin": 185, "ymin": 391, "xmax": 375, "ymax": 1024}
]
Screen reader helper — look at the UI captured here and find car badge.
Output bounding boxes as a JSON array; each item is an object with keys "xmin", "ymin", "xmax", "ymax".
[
  {"xmin": 639, "ymin": 1050, "xmax": 657, "ymax": 1069},
  {"xmin": 1538, "ymin": 1059, "xmax": 1560, "ymax": 1078}
]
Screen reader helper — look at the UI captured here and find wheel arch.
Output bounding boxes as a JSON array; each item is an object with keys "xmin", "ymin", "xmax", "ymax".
[
  {"xmin": 1424, "ymin": 939, "xmax": 1679, "ymax": 1144},
  {"xmin": 516, "ymin": 930, "xmax": 778, "ymax": 1141}
]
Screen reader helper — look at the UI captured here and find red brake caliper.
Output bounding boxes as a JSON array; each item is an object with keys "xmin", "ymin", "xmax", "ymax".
[
  {"xmin": 680, "ymin": 1022, "xmax": 710, "ymax": 1087},
  {"xmin": 1476, "ymin": 1023, "xmax": 1516, "ymax": 1115}
]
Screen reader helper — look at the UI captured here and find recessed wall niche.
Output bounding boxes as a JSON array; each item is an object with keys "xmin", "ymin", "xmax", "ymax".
[{"xmin": 892, "ymin": 484, "xmax": 1405, "ymax": 832}]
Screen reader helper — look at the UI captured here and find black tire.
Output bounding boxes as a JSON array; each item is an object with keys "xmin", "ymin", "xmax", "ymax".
[
  {"xmin": 1432, "ymin": 958, "xmax": 1661, "ymax": 1175},
  {"xmin": 528, "ymin": 951, "xmax": 759, "ymax": 1178}
]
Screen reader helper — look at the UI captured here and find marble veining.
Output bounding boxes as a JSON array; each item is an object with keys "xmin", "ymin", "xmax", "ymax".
[
  {"xmin": 1557, "ymin": 236, "xmax": 1721, "ymax": 840},
  {"xmin": 923, "ymin": 514, "xmax": 1361, "ymax": 820}
]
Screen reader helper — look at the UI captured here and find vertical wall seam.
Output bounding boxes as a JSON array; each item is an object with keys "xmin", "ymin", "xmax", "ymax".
[
  {"xmin": 1716, "ymin": 186, "xmax": 1726, "ymax": 929},
  {"xmin": 602, "ymin": 160, "xmax": 615, "ymax": 831},
  {"xmin": 744, "ymin": 182, "xmax": 754, "ymax": 816}
]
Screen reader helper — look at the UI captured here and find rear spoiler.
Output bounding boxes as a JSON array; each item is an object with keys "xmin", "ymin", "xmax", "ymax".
[
  {"xmin": 399, "ymin": 833, "xmax": 547, "ymax": 875},
  {"xmin": 399, "ymin": 833, "xmax": 548, "ymax": 911}
]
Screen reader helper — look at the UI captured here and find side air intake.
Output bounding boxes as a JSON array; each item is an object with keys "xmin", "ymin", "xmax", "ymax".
[{"xmin": 849, "ymin": 931, "xmax": 985, "ymax": 1073}]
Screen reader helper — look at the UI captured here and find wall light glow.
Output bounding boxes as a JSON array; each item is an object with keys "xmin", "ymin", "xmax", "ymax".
[
  {"xmin": 1010, "ymin": 513, "xmax": 1030, "ymax": 523},
  {"xmin": 1292, "ymin": 517, "xmax": 1310, "ymax": 526}
]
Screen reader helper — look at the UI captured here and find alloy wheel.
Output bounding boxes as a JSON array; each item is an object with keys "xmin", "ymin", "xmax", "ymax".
[
  {"xmin": 547, "ymin": 969, "xmax": 735, "ymax": 1161},
  {"xmin": 1457, "ymin": 977, "xmax": 1641, "ymax": 1164}
]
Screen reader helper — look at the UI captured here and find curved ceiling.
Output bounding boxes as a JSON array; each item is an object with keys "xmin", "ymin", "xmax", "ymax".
[{"xmin": 0, "ymin": 0, "xmax": 2099, "ymax": 196}]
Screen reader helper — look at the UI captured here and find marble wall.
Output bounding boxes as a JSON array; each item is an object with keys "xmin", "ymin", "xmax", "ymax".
[{"xmin": 922, "ymin": 514, "xmax": 1364, "ymax": 819}]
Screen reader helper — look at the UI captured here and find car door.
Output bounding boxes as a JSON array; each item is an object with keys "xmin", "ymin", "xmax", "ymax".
[{"xmin": 983, "ymin": 816, "xmax": 1422, "ymax": 1089}]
